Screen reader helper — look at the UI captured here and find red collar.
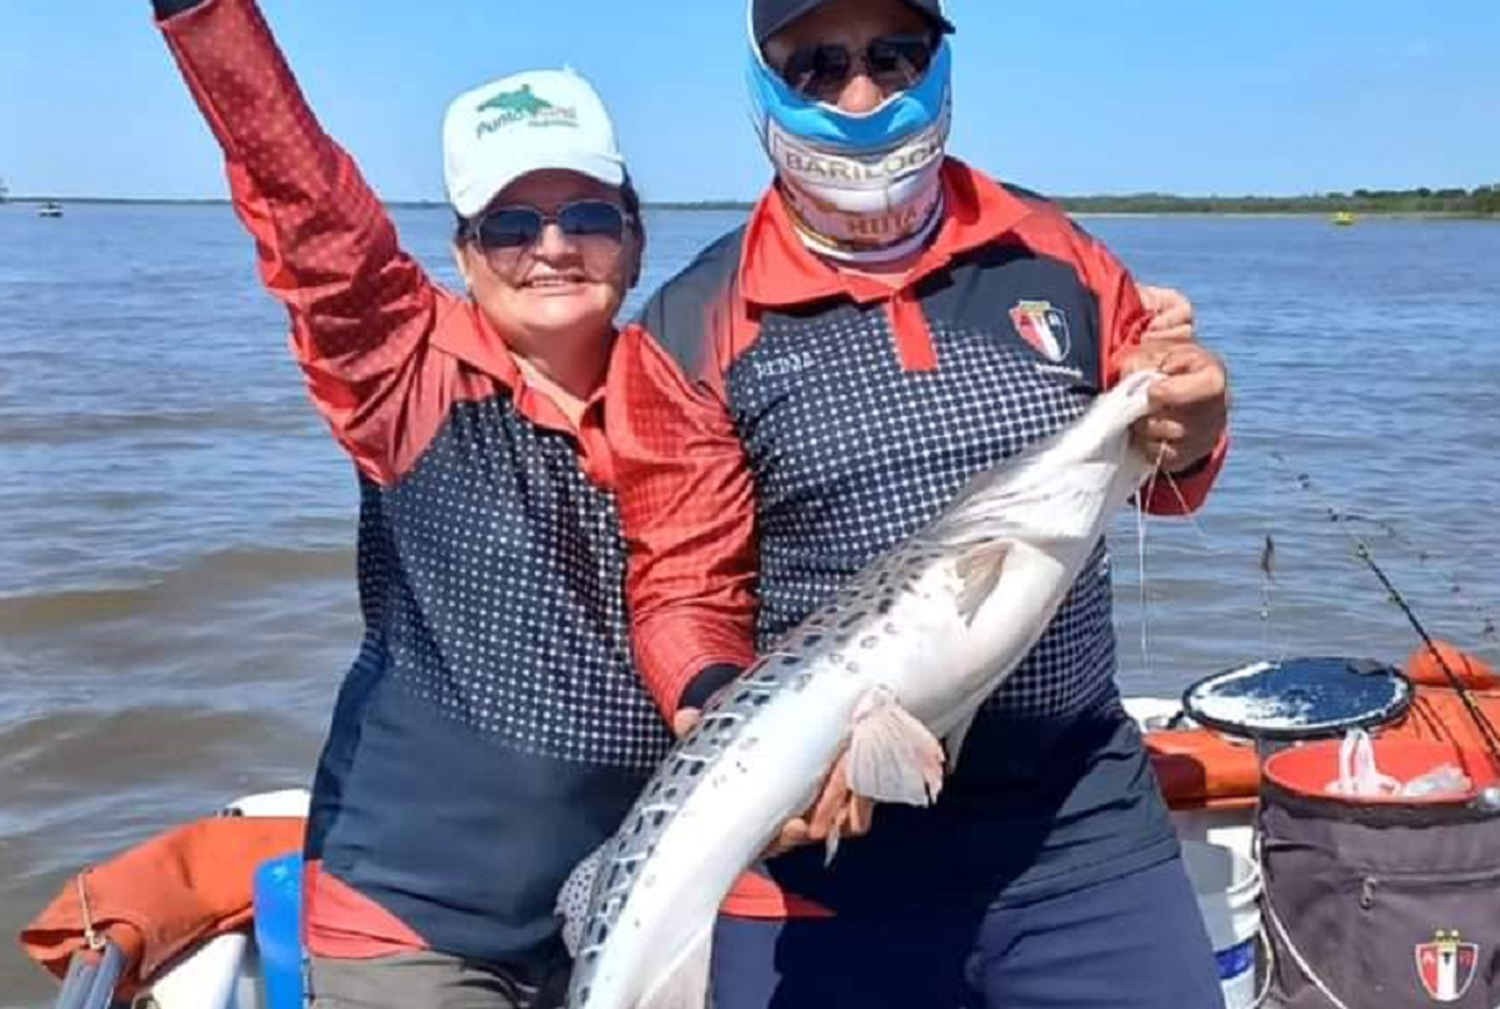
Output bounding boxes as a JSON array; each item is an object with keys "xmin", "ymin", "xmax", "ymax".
[
  {"xmin": 737, "ymin": 158, "xmax": 1033, "ymax": 309},
  {"xmin": 431, "ymin": 297, "xmax": 608, "ymax": 435},
  {"xmin": 430, "ymin": 296, "xmax": 525, "ymax": 387}
]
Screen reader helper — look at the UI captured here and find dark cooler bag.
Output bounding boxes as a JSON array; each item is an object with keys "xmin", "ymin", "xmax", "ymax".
[{"xmin": 1259, "ymin": 739, "xmax": 1500, "ymax": 1008}]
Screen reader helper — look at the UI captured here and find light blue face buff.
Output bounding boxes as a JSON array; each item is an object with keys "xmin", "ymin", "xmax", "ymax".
[
  {"xmin": 746, "ymin": 38, "xmax": 952, "ymax": 152},
  {"xmin": 745, "ymin": 25, "xmax": 954, "ymax": 257}
]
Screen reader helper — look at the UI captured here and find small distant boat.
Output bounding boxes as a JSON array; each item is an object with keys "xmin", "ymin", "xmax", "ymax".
[
  {"xmin": 1331, "ymin": 210, "xmax": 1357, "ymax": 227},
  {"xmin": 37, "ymin": 201, "xmax": 63, "ymax": 218}
]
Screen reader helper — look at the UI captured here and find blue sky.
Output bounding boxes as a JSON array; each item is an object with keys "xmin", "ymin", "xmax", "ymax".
[{"xmin": 3, "ymin": 0, "xmax": 1497, "ymax": 202}]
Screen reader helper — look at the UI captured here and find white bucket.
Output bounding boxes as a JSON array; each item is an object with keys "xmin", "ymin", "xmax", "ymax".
[
  {"xmin": 143, "ymin": 932, "xmax": 249, "ymax": 1009},
  {"xmin": 1181, "ymin": 840, "xmax": 1263, "ymax": 1009}
]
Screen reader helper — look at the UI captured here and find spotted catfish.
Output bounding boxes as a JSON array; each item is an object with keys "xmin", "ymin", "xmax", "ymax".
[{"xmin": 558, "ymin": 370, "xmax": 1165, "ymax": 1009}]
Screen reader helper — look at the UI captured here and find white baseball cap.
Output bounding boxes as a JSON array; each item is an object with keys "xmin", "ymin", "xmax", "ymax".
[{"xmin": 442, "ymin": 67, "xmax": 626, "ymax": 220}]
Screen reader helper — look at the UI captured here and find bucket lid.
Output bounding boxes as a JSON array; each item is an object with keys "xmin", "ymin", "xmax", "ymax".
[{"xmin": 1183, "ymin": 656, "xmax": 1412, "ymax": 741}]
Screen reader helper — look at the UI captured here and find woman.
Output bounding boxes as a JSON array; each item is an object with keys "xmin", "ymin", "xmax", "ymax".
[{"xmin": 151, "ymin": 0, "xmax": 668, "ymax": 1005}]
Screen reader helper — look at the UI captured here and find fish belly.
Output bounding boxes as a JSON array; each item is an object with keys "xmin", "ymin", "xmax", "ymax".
[
  {"xmin": 586, "ymin": 679, "xmax": 856, "ymax": 1007},
  {"xmin": 892, "ymin": 539, "xmax": 1093, "ymax": 734}
]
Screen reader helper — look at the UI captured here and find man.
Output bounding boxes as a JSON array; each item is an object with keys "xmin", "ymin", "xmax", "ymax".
[{"xmin": 606, "ymin": 0, "xmax": 1230, "ymax": 1006}]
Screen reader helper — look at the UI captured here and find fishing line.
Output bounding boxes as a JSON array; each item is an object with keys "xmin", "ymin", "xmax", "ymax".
[
  {"xmin": 1130, "ymin": 451, "xmax": 1222, "ymax": 684},
  {"xmin": 1267, "ymin": 451, "xmax": 1500, "ymax": 653},
  {"xmin": 1259, "ymin": 533, "xmax": 1286, "ymax": 664},
  {"xmin": 1133, "ymin": 449, "xmax": 1165, "ymax": 685},
  {"xmin": 1135, "ymin": 469, "xmax": 1154, "ymax": 686},
  {"xmin": 1154, "ymin": 466, "xmax": 1215, "ymax": 553},
  {"xmin": 1332, "ymin": 513, "xmax": 1498, "ymax": 653},
  {"xmin": 1257, "ymin": 459, "xmax": 1293, "ymax": 667},
  {"xmin": 1268, "ymin": 452, "xmax": 1500, "ymax": 768}
]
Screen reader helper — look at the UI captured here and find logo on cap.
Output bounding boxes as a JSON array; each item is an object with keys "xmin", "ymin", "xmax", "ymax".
[{"xmin": 474, "ymin": 84, "xmax": 579, "ymax": 138}]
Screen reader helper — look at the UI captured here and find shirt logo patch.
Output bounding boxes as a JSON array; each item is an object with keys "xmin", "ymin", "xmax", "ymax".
[
  {"xmin": 1009, "ymin": 300, "xmax": 1072, "ymax": 363},
  {"xmin": 1416, "ymin": 931, "xmax": 1478, "ymax": 1002},
  {"xmin": 752, "ymin": 350, "xmax": 818, "ymax": 380}
]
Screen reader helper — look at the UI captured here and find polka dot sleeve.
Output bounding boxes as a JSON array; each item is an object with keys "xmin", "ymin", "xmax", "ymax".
[
  {"xmin": 607, "ymin": 325, "xmax": 759, "ymax": 716},
  {"xmin": 158, "ymin": 0, "xmax": 446, "ymax": 486}
]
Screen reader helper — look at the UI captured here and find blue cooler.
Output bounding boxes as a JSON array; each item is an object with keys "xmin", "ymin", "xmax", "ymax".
[{"xmin": 253, "ymin": 851, "xmax": 304, "ymax": 1009}]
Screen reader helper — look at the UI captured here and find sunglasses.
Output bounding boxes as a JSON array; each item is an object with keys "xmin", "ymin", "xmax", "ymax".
[
  {"xmin": 467, "ymin": 199, "xmax": 629, "ymax": 253},
  {"xmin": 779, "ymin": 33, "xmax": 938, "ymax": 100}
]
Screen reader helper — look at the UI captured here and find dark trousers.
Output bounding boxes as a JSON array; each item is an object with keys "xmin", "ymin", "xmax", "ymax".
[{"xmin": 710, "ymin": 855, "xmax": 1225, "ymax": 1009}]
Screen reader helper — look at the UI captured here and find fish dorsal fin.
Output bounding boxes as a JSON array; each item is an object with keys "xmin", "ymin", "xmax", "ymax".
[
  {"xmin": 638, "ymin": 924, "xmax": 714, "ymax": 1009},
  {"xmin": 939, "ymin": 461, "xmax": 1114, "ymax": 546},
  {"xmin": 845, "ymin": 687, "xmax": 945, "ymax": 806},
  {"xmin": 555, "ymin": 843, "xmax": 606, "ymax": 957}
]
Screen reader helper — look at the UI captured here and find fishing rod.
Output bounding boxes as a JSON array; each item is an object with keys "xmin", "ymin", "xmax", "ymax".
[
  {"xmin": 1271, "ymin": 454, "xmax": 1500, "ymax": 768},
  {"xmin": 1348, "ymin": 539, "xmax": 1500, "ymax": 764}
]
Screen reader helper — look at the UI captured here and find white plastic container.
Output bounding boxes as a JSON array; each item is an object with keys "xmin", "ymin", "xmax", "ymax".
[
  {"xmin": 139, "ymin": 932, "xmax": 249, "ymax": 1009},
  {"xmin": 1180, "ymin": 839, "xmax": 1263, "ymax": 1009}
]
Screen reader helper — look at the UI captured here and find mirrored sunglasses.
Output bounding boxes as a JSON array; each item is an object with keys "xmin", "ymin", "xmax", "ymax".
[
  {"xmin": 468, "ymin": 199, "xmax": 629, "ymax": 252},
  {"xmin": 780, "ymin": 33, "xmax": 937, "ymax": 100}
]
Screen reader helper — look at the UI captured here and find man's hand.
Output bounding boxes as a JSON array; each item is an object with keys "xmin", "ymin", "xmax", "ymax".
[
  {"xmin": 1126, "ymin": 285, "xmax": 1228, "ymax": 473},
  {"xmin": 1137, "ymin": 284, "xmax": 1194, "ymax": 343},
  {"xmin": 769, "ymin": 754, "xmax": 874, "ymax": 858},
  {"xmin": 673, "ymin": 708, "xmax": 874, "ymax": 858},
  {"xmin": 1123, "ymin": 342, "xmax": 1229, "ymax": 474}
]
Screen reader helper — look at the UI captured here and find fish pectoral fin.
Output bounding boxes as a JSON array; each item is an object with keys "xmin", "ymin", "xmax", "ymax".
[
  {"xmin": 954, "ymin": 541, "xmax": 1011, "ymax": 624},
  {"xmin": 846, "ymin": 687, "xmax": 945, "ymax": 806},
  {"xmin": 943, "ymin": 710, "xmax": 978, "ymax": 774},
  {"xmin": 554, "ymin": 843, "xmax": 606, "ymax": 957},
  {"xmin": 639, "ymin": 923, "xmax": 713, "ymax": 1009}
]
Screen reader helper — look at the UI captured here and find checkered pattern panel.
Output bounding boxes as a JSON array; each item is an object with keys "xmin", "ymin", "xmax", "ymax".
[
  {"xmin": 727, "ymin": 303, "xmax": 1118, "ymax": 720},
  {"xmin": 358, "ymin": 395, "xmax": 674, "ymax": 771}
]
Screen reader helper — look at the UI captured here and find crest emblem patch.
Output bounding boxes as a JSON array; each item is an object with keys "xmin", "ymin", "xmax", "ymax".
[
  {"xmin": 1415, "ymin": 930, "xmax": 1478, "ymax": 1002},
  {"xmin": 1009, "ymin": 300, "xmax": 1072, "ymax": 363}
]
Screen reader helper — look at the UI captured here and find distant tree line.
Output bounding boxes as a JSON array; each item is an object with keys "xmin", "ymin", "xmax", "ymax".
[
  {"xmin": 645, "ymin": 200, "xmax": 756, "ymax": 212},
  {"xmin": 647, "ymin": 188, "xmax": 1500, "ymax": 217},
  {"xmin": 3, "ymin": 182, "xmax": 1494, "ymax": 217},
  {"xmin": 643, "ymin": 186, "xmax": 1500, "ymax": 217},
  {"xmin": 1058, "ymin": 185, "xmax": 1500, "ymax": 217}
]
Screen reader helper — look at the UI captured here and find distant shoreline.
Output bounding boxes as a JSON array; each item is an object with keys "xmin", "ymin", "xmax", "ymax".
[
  {"xmin": 1, "ymin": 196, "xmax": 756, "ymax": 212},
  {"xmin": 2, "ymin": 195, "xmax": 1496, "ymax": 220}
]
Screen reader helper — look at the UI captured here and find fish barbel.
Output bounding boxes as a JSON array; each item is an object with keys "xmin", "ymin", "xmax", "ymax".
[{"xmin": 559, "ymin": 370, "xmax": 1163, "ymax": 1009}]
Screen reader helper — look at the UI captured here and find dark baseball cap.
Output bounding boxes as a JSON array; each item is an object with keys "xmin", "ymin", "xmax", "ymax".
[{"xmin": 752, "ymin": 0, "xmax": 955, "ymax": 45}]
